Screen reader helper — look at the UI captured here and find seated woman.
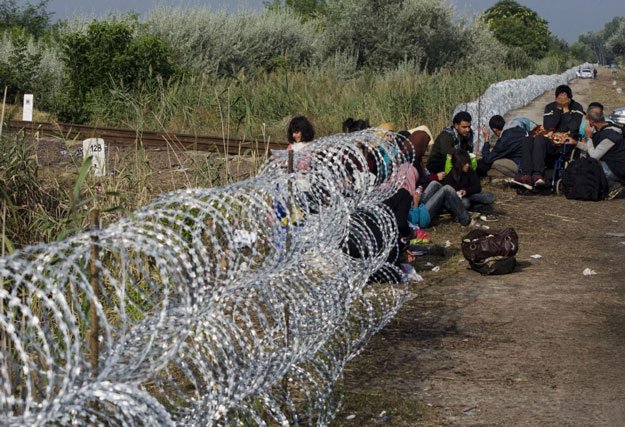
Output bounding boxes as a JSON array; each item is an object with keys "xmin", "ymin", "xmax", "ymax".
[
  {"xmin": 442, "ymin": 150, "xmax": 495, "ymax": 213},
  {"xmin": 406, "ymin": 131, "xmax": 474, "ymax": 226}
]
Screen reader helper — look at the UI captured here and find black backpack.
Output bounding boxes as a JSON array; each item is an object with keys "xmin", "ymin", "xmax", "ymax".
[{"xmin": 561, "ymin": 156, "xmax": 609, "ymax": 201}]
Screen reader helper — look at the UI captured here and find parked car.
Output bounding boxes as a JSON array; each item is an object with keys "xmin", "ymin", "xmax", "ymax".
[
  {"xmin": 577, "ymin": 68, "xmax": 593, "ymax": 78},
  {"xmin": 610, "ymin": 106, "xmax": 625, "ymax": 126}
]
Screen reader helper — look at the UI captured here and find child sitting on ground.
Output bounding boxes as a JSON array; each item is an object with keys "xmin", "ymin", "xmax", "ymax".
[{"xmin": 442, "ymin": 150, "xmax": 496, "ymax": 214}]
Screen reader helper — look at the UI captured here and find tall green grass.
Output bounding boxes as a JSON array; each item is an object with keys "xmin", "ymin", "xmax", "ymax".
[{"xmin": 86, "ymin": 64, "xmax": 525, "ymax": 140}]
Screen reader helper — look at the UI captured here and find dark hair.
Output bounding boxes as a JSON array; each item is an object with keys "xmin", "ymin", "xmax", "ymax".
[
  {"xmin": 451, "ymin": 149, "xmax": 471, "ymax": 174},
  {"xmin": 343, "ymin": 117, "xmax": 370, "ymax": 133},
  {"xmin": 555, "ymin": 84, "xmax": 573, "ymax": 99},
  {"xmin": 287, "ymin": 115, "xmax": 315, "ymax": 143},
  {"xmin": 488, "ymin": 115, "xmax": 505, "ymax": 131},
  {"xmin": 587, "ymin": 101, "xmax": 604, "ymax": 112},
  {"xmin": 453, "ymin": 111, "xmax": 472, "ymax": 124},
  {"xmin": 397, "ymin": 130, "xmax": 411, "ymax": 139}
]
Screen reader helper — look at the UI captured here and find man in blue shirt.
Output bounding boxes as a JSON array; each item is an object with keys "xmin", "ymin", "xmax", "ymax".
[{"xmin": 476, "ymin": 115, "xmax": 535, "ymax": 178}]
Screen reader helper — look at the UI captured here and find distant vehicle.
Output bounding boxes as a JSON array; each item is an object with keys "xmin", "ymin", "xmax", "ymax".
[{"xmin": 577, "ymin": 68, "xmax": 593, "ymax": 78}]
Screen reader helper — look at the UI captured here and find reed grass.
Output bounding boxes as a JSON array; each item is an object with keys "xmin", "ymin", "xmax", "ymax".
[{"xmin": 84, "ymin": 64, "xmax": 524, "ymax": 142}]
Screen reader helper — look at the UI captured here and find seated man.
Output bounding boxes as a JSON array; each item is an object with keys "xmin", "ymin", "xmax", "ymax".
[
  {"xmin": 427, "ymin": 111, "xmax": 474, "ymax": 174},
  {"xmin": 574, "ymin": 102, "xmax": 625, "ymax": 198},
  {"xmin": 476, "ymin": 115, "xmax": 535, "ymax": 178},
  {"xmin": 514, "ymin": 84, "xmax": 584, "ymax": 188}
]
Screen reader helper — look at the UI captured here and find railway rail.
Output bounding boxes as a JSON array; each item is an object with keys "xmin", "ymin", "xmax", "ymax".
[{"xmin": 6, "ymin": 120, "xmax": 290, "ymax": 155}]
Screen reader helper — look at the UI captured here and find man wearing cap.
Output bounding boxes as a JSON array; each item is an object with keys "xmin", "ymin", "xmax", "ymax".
[
  {"xmin": 427, "ymin": 111, "xmax": 474, "ymax": 174},
  {"xmin": 513, "ymin": 84, "xmax": 584, "ymax": 188}
]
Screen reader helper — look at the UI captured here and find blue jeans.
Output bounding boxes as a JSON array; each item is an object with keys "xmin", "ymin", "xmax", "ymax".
[
  {"xmin": 422, "ymin": 181, "xmax": 471, "ymax": 225},
  {"xmin": 461, "ymin": 192, "xmax": 496, "ymax": 210}
]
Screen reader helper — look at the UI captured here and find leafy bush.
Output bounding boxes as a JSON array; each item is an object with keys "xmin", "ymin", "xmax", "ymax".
[
  {"xmin": 0, "ymin": 29, "xmax": 62, "ymax": 108},
  {"xmin": 53, "ymin": 18, "xmax": 176, "ymax": 123},
  {"xmin": 147, "ymin": 7, "xmax": 319, "ymax": 77},
  {"xmin": 319, "ymin": 0, "xmax": 503, "ymax": 72},
  {"xmin": 505, "ymin": 46, "xmax": 532, "ymax": 70}
]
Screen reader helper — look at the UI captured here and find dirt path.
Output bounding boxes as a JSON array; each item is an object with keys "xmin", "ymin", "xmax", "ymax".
[{"xmin": 336, "ymin": 69, "xmax": 625, "ymax": 426}]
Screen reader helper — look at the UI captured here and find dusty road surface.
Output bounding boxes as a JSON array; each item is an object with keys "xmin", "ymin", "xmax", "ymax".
[{"xmin": 336, "ymin": 69, "xmax": 625, "ymax": 426}]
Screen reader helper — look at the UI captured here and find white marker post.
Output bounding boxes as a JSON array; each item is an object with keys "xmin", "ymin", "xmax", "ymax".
[
  {"xmin": 23, "ymin": 94, "xmax": 33, "ymax": 122},
  {"xmin": 82, "ymin": 138, "xmax": 106, "ymax": 177}
]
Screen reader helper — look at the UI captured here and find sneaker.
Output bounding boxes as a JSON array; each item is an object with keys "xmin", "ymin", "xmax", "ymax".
[
  {"xmin": 479, "ymin": 214, "xmax": 499, "ymax": 222},
  {"xmin": 608, "ymin": 183, "xmax": 624, "ymax": 200},
  {"xmin": 511, "ymin": 174, "xmax": 532, "ymax": 190},
  {"xmin": 469, "ymin": 219, "xmax": 490, "ymax": 230},
  {"xmin": 532, "ymin": 174, "xmax": 547, "ymax": 188},
  {"xmin": 400, "ymin": 263, "xmax": 423, "ymax": 282}
]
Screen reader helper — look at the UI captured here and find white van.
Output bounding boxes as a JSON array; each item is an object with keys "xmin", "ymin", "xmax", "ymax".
[{"xmin": 577, "ymin": 68, "xmax": 593, "ymax": 78}]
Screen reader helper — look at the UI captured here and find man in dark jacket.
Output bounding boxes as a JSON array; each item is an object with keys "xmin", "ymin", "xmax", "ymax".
[
  {"xmin": 514, "ymin": 84, "xmax": 584, "ymax": 188},
  {"xmin": 427, "ymin": 111, "xmax": 474, "ymax": 174},
  {"xmin": 476, "ymin": 115, "xmax": 533, "ymax": 178},
  {"xmin": 575, "ymin": 102, "xmax": 625, "ymax": 198}
]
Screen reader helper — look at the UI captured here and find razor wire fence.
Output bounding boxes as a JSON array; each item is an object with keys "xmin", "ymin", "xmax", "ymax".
[
  {"xmin": 0, "ymin": 129, "xmax": 416, "ymax": 426},
  {"xmin": 455, "ymin": 65, "xmax": 584, "ymax": 153}
]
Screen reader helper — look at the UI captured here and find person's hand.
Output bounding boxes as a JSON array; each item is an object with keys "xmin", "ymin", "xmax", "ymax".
[
  {"xmin": 552, "ymin": 132, "xmax": 569, "ymax": 145},
  {"xmin": 563, "ymin": 136, "xmax": 578, "ymax": 145},
  {"xmin": 456, "ymin": 189, "xmax": 466, "ymax": 198},
  {"xmin": 584, "ymin": 122, "xmax": 594, "ymax": 138},
  {"xmin": 436, "ymin": 171, "xmax": 446, "ymax": 180},
  {"xmin": 480, "ymin": 126, "xmax": 489, "ymax": 141},
  {"xmin": 413, "ymin": 193, "xmax": 422, "ymax": 206}
]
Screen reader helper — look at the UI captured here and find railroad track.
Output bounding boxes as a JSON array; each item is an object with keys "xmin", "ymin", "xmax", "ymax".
[{"xmin": 6, "ymin": 120, "xmax": 289, "ymax": 156}]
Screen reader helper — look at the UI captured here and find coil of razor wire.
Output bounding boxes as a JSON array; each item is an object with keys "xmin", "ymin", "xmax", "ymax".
[
  {"xmin": 456, "ymin": 66, "xmax": 582, "ymax": 152},
  {"xmin": 0, "ymin": 129, "xmax": 415, "ymax": 426}
]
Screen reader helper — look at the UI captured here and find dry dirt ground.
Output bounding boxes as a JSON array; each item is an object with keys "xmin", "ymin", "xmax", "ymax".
[{"xmin": 335, "ymin": 69, "xmax": 625, "ymax": 426}]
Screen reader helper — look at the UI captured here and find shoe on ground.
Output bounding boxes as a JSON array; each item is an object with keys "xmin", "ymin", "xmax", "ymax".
[
  {"xmin": 400, "ymin": 263, "xmax": 423, "ymax": 282},
  {"xmin": 532, "ymin": 174, "xmax": 547, "ymax": 188},
  {"xmin": 469, "ymin": 218, "xmax": 490, "ymax": 229},
  {"xmin": 608, "ymin": 182, "xmax": 625, "ymax": 200},
  {"xmin": 511, "ymin": 174, "xmax": 532, "ymax": 190},
  {"xmin": 479, "ymin": 214, "xmax": 499, "ymax": 222}
]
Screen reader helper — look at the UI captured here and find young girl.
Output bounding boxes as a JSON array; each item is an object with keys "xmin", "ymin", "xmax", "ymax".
[
  {"xmin": 442, "ymin": 150, "xmax": 495, "ymax": 213},
  {"xmin": 287, "ymin": 115, "xmax": 315, "ymax": 150}
]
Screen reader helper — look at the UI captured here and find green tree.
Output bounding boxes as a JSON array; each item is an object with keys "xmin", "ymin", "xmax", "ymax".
[
  {"xmin": 606, "ymin": 20, "xmax": 625, "ymax": 63},
  {"xmin": 54, "ymin": 18, "xmax": 176, "ymax": 123},
  {"xmin": 0, "ymin": 29, "xmax": 47, "ymax": 104},
  {"xmin": 579, "ymin": 17, "xmax": 625, "ymax": 65},
  {"xmin": 484, "ymin": 0, "xmax": 551, "ymax": 59},
  {"xmin": 569, "ymin": 41, "xmax": 596, "ymax": 63},
  {"xmin": 321, "ymin": 0, "xmax": 477, "ymax": 71},
  {"xmin": 0, "ymin": 0, "xmax": 52, "ymax": 37}
]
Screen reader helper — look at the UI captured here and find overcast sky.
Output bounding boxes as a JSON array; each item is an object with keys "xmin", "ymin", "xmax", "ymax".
[{"xmin": 38, "ymin": 0, "xmax": 622, "ymax": 43}]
